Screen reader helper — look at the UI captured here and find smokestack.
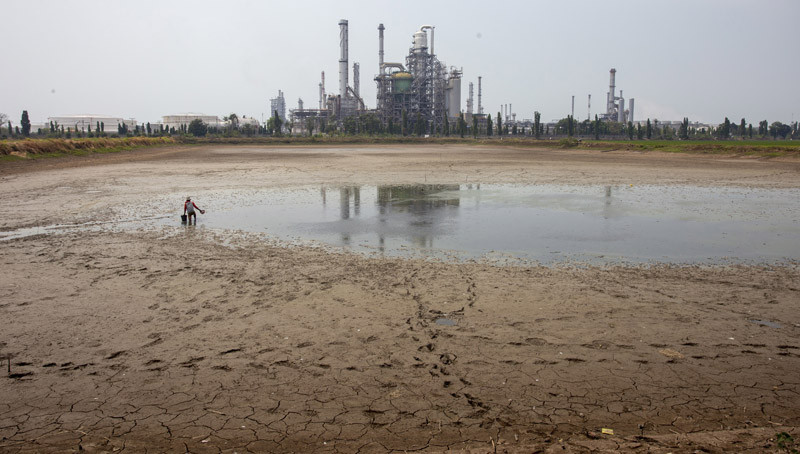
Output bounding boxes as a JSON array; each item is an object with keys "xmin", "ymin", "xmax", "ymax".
[
  {"xmin": 319, "ymin": 83, "xmax": 323, "ymax": 110},
  {"xmin": 618, "ymin": 96, "xmax": 625, "ymax": 123},
  {"xmin": 378, "ymin": 24, "xmax": 384, "ymax": 72},
  {"xmin": 478, "ymin": 76, "xmax": 483, "ymax": 114},
  {"xmin": 321, "ymin": 71, "xmax": 326, "ymax": 108},
  {"xmin": 339, "ymin": 19, "xmax": 349, "ymax": 98},
  {"xmin": 510, "ymin": 103, "xmax": 512, "ymax": 120},
  {"xmin": 353, "ymin": 62, "xmax": 360, "ymax": 98},
  {"xmin": 467, "ymin": 82, "xmax": 474, "ymax": 114},
  {"xmin": 608, "ymin": 68, "xmax": 616, "ymax": 115},
  {"xmin": 628, "ymin": 98, "xmax": 634, "ymax": 124},
  {"xmin": 588, "ymin": 94, "xmax": 591, "ymax": 121},
  {"xmin": 298, "ymin": 98, "xmax": 303, "ymax": 111},
  {"xmin": 571, "ymin": 95, "xmax": 575, "ymax": 118}
]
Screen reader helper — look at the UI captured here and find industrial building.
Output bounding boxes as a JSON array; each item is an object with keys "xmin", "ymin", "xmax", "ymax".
[
  {"xmin": 600, "ymin": 68, "xmax": 634, "ymax": 123},
  {"xmin": 47, "ymin": 115, "xmax": 136, "ymax": 132},
  {"xmin": 374, "ymin": 22, "xmax": 462, "ymax": 133},
  {"xmin": 162, "ymin": 113, "xmax": 223, "ymax": 130},
  {"xmin": 269, "ymin": 90, "xmax": 287, "ymax": 122},
  {"xmin": 288, "ymin": 19, "xmax": 466, "ymax": 135}
]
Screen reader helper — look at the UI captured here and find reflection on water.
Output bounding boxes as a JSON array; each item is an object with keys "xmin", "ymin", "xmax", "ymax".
[
  {"xmin": 6, "ymin": 183, "xmax": 798, "ymax": 265},
  {"xmin": 193, "ymin": 183, "xmax": 800, "ymax": 264}
]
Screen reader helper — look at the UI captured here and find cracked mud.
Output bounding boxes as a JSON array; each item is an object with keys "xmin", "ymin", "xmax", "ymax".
[{"xmin": 1, "ymin": 145, "xmax": 799, "ymax": 452}]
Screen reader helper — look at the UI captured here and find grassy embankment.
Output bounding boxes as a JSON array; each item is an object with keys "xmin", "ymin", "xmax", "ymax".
[
  {"xmin": 2, "ymin": 136, "xmax": 798, "ymax": 160},
  {"xmin": 0, "ymin": 137, "xmax": 177, "ymax": 161}
]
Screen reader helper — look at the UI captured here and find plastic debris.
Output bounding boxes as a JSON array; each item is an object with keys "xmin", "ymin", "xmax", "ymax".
[{"xmin": 601, "ymin": 428, "xmax": 614, "ymax": 435}]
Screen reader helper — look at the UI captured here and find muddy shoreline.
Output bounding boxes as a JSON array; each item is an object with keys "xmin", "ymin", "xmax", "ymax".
[{"xmin": 1, "ymin": 145, "xmax": 799, "ymax": 453}]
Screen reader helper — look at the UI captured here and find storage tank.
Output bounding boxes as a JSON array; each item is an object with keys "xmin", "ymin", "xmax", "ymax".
[
  {"xmin": 392, "ymin": 72, "xmax": 413, "ymax": 93},
  {"xmin": 413, "ymin": 31, "xmax": 427, "ymax": 53},
  {"xmin": 446, "ymin": 77, "xmax": 461, "ymax": 118}
]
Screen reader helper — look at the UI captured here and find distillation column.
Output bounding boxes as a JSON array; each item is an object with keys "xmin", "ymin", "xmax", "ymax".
[{"xmin": 339, "ymin": 19, "xmax": 349, "ymax": 98}]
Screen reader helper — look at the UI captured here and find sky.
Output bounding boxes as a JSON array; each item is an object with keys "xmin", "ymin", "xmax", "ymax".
[{"xmin": 2, "ymin": 0, "xmax": 799, "ymax": 126}]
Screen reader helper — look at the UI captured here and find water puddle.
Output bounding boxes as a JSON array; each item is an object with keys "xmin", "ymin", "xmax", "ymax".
[
  {"xmin": 749, "ymin": 319, "xmax": 782, "ymax": 328},
  {"xmin": 5, "ymin": 184, "xmax": 800, "ymax": 265}
]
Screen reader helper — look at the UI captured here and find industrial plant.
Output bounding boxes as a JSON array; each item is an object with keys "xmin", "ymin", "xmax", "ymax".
[
  {"xmin": 289, "ymin": 19, "xmax": 478, "ymax": 135},
  {"xmin": 600, "ymin": 68, "xmax": 634, "ymax": 123}
]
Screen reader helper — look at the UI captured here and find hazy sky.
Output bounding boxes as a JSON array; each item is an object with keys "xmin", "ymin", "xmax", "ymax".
[{"xmin": 3, "ymin": 0, "xmax": 798, "ymax": 126}]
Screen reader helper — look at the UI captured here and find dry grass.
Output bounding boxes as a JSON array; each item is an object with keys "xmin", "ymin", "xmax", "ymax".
[{"xmin": 0, "ymin": 137, "xmax": 175, "ymax": 157}]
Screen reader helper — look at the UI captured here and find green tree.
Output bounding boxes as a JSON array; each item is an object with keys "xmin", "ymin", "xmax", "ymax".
[
  {"xmin": 8, "ymin": 121, "xmax": 13, "ymax": 136},
  {"xmin": 444, "ymin": 115, "xmax": 450, "ymax": 137},
  {"xmin": 636, "ymin": 123, "xmax": 643, "ymax": 140},
  {"xmin": 187, "ymin": 119, "xmax": 208, "ymax": 136},
  {"xmin": 271, "ymin": 110, "xmax": 282, "ymax": 136},
  {"xmin": 769, "ymin": 121, "xmax": 791, "ymax": 139},
  {"xmin": 646, "ymin": 118, "xmax": 652, "ymax": 139},
  {"xmin": 678, "ymin": 117, "xmax": 689, "ymax": 140},
  {"xmin": 387, "ymin": 118, "xmax": 394, "ymax": 135},
  {"xmin": 718, "ymin": 117, "xmax": 731, "ymax": 139},
  {"xmin": 20, "ymin": 110, "xmax": 31, "ymax": 136},
  {"xmin": 146, "ymin": 122, "xmax": 152, "ymax": 136},
  {"xmin": 101, "ymin": 121, "xmax": 105, "ymax": 132},
  {"xmin": 472, "ymin": 116, "xmax": 478, "ymax": 138},
  {"xmin": 401, "ymin": 109, "xmax": 408, "ymax": 136},
  {"xmin": 512, "ymin": 123, "xmax": 517, "ymax": 135},
  {"xmin": 748, "ymin": 124, "xmax": 753, "ymax": 138},
  {"xmin": 486, "ymin": 114, "xmax": 492, "ymax": 136},
  {"xmin": 415, "ymin": 112, "xmax": 423, "ymax": 136},
  {"xmin": 496, "ymin": 112, "xmax": 502, "ymax": 136},
  {"xmin": 627, "ymin": 121, "xmax": 634, "ymax": 140},
  {"xmin": 739, "ymin": 118, "xmax": 746, "ymax": 138},
  {"xmin": 534, "ymin": 111, "xmax": 541, "ymax": 139},
  {"xmin": 458, "ymin": 113, "xmax": 466, "ymax": 138}
]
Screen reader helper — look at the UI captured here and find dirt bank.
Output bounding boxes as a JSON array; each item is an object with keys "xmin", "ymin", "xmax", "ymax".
[{"xmin": 1, "ymin": 145, "xmax": 799, "ymax": 453}]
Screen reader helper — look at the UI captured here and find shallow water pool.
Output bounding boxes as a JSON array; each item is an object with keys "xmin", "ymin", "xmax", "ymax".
[{"xmin": 178, "ymin": 184, "xmax": 800, "ymax": 265}]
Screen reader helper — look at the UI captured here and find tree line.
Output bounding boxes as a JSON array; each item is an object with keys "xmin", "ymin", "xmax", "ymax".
[{"xmin": 2, "ymin": 109, "xmax": 798, "ymax": 141}]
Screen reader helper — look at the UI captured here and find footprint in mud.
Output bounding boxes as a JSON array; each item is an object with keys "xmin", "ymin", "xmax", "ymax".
[
  {"xmin": 179, "ymin": 356, "xmax": 205, "ymax": 367},
  {"xmin": 106, "ymin": 351, "xmax": 126, "ymax": 360},
  {"xmin": 525, "ymin": 337, "xmax": 548, "ymax": 346},
  {"xmin": 418, "ymin": 343, "xmax": 436, "ymax": 352},
  {"xmin": 439, "ymin": 353, "xmax": 457, "ymax": 365}
]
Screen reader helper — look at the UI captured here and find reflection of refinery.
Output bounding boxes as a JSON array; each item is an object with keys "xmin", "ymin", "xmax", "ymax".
[{"xmin": 331, "ymin": 185, "xmax": 460, "ymax": 249}]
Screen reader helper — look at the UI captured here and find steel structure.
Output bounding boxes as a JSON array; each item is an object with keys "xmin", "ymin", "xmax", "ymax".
[
  {"xmin": 602, "ymin": 68, "xmax": 634, "ymax": 123},
  {"xmin": 374, "ymin": 23, "xmax": 461, "ymax": 134}
]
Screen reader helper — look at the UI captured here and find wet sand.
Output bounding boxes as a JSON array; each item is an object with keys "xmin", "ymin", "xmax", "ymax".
[{"xmin": 1, "ymin": 144, "xmax": 799, "ymax": 453}]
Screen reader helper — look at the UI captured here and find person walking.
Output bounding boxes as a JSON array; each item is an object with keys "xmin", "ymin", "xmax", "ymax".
[{"xmin": 183, "ymin": 197, "xmax": 205, "ymax": 224}]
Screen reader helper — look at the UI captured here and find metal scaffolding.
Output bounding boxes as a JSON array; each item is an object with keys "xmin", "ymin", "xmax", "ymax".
[{"xmin": 374, "ymin": 24, "xmax": 459, "ymax": 134}]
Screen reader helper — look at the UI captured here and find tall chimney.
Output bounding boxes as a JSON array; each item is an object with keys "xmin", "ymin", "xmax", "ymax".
[
  {"xmin": 587, "ymin": 94, "xmax": 591, "ymax": 121},
  {"xmin": 378, "ymin": 24, "xmax": 384, "ymax": 72},
  {"xmin": 571, "ymin": 95, "xmax": 575, "ymax": 118},
  {"xmin": 628, "ymin": 98, "xmax": 634, "ymax": 124},
  {"xmin": 608, "ymin": 68, "xmax": 616, "ymax": 115},
  {"xmin": 353, "ymin": 62, "xmax": 360, "ymax": 98},
  {"xmin": 478, "ymin": 76, "xmax": 483, "ymax": 114},
  {"xmin": 467, "ymin": 82, "xmax": 474, "ymax": 114},
  {"xmin": 339, "ymin": 19, "xmax": 349, "ymax": 98}
]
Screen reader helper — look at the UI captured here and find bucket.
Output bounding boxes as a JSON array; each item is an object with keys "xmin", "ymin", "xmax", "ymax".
[{"xmin": 181, "ymin": 214, "xmax": 187, "ymax": 223}]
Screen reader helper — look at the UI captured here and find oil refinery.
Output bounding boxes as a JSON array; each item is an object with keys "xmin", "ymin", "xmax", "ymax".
[{"xmin": 289, "ymin": 19, "xmax": 473, "ymax": 135}]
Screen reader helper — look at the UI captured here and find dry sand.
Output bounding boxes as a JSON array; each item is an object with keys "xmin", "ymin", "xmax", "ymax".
[{"xmin": 1, "ymin": 144, "xmax": 799, "ymax": 453}]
